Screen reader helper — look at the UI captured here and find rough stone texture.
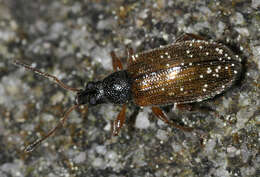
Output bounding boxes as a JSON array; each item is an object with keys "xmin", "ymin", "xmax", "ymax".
[{"xmin": 0, "ymin": 0, "xmax": 259, "ymax": 177}]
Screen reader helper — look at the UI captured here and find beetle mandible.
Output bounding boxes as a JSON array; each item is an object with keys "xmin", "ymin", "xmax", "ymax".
[{"xmin": 13, "ymin": 33, "xmax": 242, "ymax": 152}]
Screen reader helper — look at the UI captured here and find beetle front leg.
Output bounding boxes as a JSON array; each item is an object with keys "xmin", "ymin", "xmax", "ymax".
[
  {"xmin": 110, "ymin": 51, "xmax": 123, "ymax": 71},
  {"xmin": 111, "ymin": 104, "xmax": 127, "ymax": 136},
  {"xmin": 151, "ymin": 106, "xmax": 193, "ymax": 132}
]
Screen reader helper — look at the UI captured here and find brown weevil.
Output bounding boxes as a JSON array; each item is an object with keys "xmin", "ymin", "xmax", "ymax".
[{"xmin": 13, "ymin": 33, "xmax": 242, "ymax": 152}]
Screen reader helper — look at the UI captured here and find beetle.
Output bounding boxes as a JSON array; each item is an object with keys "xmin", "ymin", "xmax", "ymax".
[{"xmin": 13, "ymin": 33, "xmax": 242, "ymax": 152}]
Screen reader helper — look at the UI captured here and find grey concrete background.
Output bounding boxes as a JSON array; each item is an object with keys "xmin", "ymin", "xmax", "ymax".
[{"xmin": 0, "ymin": 0, "xmax": 259, "ymax": 177}]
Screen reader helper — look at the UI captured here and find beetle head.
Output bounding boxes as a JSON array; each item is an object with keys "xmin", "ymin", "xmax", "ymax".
[{"xmin": 75, "ymin": 81, "xmax": 106, "ymax": 106}]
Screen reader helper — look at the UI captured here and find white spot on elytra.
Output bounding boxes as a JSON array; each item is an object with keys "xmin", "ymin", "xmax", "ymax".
[
  {"xmin": 189, "ymin": 62, "xmax": 192, "ymax": 66},
  {"xmin": 169, "ymin": 92, "xmax": 175, "ymax": 96},
  {"xmin": 186, "ymin": 50, "xmax": 190, "ymax": 54},
  {"xmin": 222, "ymin": 85, "xmax": 225, "ymax": 88},
  {"xmin": 180, "ymin": 87, "xmax": 184, "ymax": 91},
  {"xmin": 200, "ymin": 74, "xmax": 204, "ymax": 78},
  {"xmin": 199, "ymin": 46, "xmax": 203, "ymax": 49},
  {"xmin": 204, "ymin": 84, "xmax": 208, "ymax": 87},
  {"xmin": 225, "ymin": 66, "xmax": 229, "ymax": 69},
  {"xmin": 203, "ymin": 88, "xmax": 206, "ymax": 92},
  {"xmin": 206, "ymin": 52, "xmax": 209, "ymax": 55},
  {"xmin": 234, "ymin": 70, "xmax": 238, "ymax": 74}
]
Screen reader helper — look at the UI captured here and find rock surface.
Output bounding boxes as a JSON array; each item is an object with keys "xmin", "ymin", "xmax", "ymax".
[{"xmin": 0, "ymin": 0, "xmax": 259, "ymax": 177}]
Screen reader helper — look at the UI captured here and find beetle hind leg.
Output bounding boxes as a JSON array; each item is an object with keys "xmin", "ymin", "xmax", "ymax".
[{"xmin": 152, "ymin": 106, "xmax": 193, "ymax": 132}]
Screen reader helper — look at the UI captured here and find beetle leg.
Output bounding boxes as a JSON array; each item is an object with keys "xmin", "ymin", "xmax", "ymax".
[
  {"xmin": 110, "ymin": 51, "xmax": 123, "ymax": 71},
  {"xmin": 175, "ymin": 33, "xmax": 205, "ymax": 42},
  {"xmin": 125, "ymin": 45, "xmax": 134, "ymax": 58},
  {"xmin": 151, "ymin": 106, "xmax": 193, "ymax": 132},
  {"xmin": 111, "ymin": 104, "xmax": 127, "ymax": 136}
]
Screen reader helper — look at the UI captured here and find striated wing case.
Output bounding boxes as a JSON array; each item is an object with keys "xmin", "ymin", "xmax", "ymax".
[{"xmin": 127, "ymin": 40, "xmax": 241, "ymax": 106}]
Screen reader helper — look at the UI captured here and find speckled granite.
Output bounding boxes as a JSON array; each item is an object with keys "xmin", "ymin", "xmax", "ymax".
[{"xmin": 0, "ymin": 0, "xmax": 259, "ymax": 177}]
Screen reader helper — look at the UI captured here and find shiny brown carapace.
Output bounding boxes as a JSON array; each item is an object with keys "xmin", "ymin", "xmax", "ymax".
[
  {"xmin": 128, "ymin": 38, "xmax": 241, "ymax": 106},
  {"xmin": 14, "ymin": 33, "xmax": 241, "ymax": 152}
]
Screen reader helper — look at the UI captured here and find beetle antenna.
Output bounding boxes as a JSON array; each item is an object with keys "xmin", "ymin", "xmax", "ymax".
[
  {"xmin": 13, "ymin": 60, "xmax": 80, "ymax": 92},
  {"xmin": 24, "ymin": 104, "xmax": 80, "ymax": 153}
]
